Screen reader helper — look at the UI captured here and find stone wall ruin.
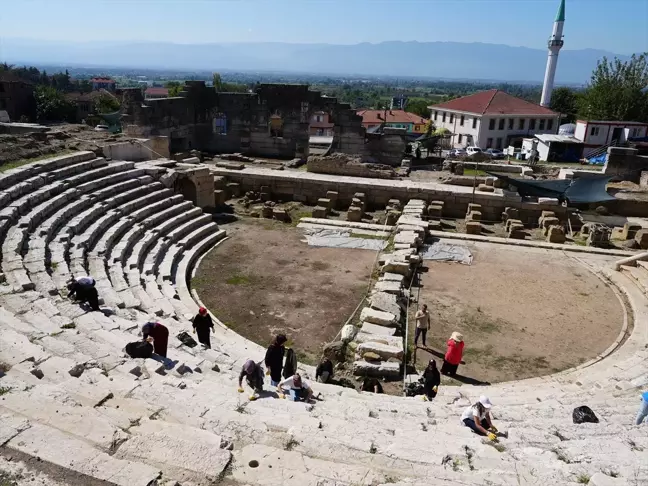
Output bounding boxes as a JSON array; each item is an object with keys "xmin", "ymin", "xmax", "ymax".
[{"xmin": 122, "ymin": 82, "xmax": 406, "ymax": 166}]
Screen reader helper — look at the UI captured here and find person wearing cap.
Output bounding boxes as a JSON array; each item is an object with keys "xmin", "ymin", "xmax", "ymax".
[
  {"xmin": 414, "ymin": 304, "xmax": 431, "ymax": 347},
  {"xmin": 635, "ymin": 390, "xmax": 648, "ymax": 425},
  {"xmin": 265, "ymin": 334, "xmax": 287, "ymax": 386},
  {"xmin": 238, "ymin": 359, "xmax": 264, "ymax": 399},
  {"xmin": 422, "ymin": 359, "xmax": 441, "ymax": 401},
  {"xmin": 278, "ymin": 373, "xmax": 313, "ymax": 402},
  {"xmin": 192, "ymin": 307, "xmax": 214, "ymax": 349},
  {"xmin": 461, "ymin": 395, "xmax": 498, "ymax": 440},
  {"xmin": 441, "ymin": 331, "xmax": 464, "ymax": 376}
]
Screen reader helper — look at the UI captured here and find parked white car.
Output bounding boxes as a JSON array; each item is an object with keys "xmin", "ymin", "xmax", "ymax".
[{"xmin": 466, "ymin": 146, "xmax": 483, "ymax": 156}]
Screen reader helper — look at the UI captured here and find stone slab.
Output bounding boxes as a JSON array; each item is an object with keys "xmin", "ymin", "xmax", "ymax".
[
  {"xmin": 352, "ymin": 360, "xmax": 400, "ymax": 378},
  {"xmin": 359, "ymin": 322, "xmax": 397, "ymax": 336},
  {"xmin": 359, "ymin": 307, "xmax": 397, "ymax": 327}
]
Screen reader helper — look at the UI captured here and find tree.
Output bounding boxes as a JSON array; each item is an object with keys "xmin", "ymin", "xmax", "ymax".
[
  {"xmin": 579, "ymin": 53, "xmax": 648, "ymax": 122},
  {"xmin": 34, "ymin": 86, "xmax": 76, "ymax": 122},
  {"xmin": 550, "ymin": 87, "xmax": 578, "ymax": 123},
  {"xmin": 165, "ymin": 81, "xmax": 183, "ymax": 97},
  {"xmin": 405, "ymin": 99, "xmax": 431, "ymax": 118},
  {"xmin": 95, "ymin": 92, "xmax": 120, "ymax": 114},
  {"xmin": 212, "ymin": 72, "xmax": 223, "ymax": 91}
]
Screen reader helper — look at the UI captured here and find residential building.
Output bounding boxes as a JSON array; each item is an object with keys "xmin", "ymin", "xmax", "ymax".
[
  {"xmin": 65, "ymin": 89, "xmax": 119, "ymax": 123},
  {"xmin": 0, "ymin": 72, "xmax": 36, "ymax": 122},
  {"xmin": 356, "ymin": 109, "xmax": 428, "ymax": 135},
  {"xmin": 91, "ymin": 77, "xmax": 116, "ymax": 92},
  {"xmin": 309, "ymin": 110, "xmax": 334, "ymax": 136},
  {"xmin": 145, "ymin": 87, "xmax": 169, "ymax": 99},
  {"xmin": 429, "ymin": 89, "xmax": 560, "ymax": 149},
  {"xmin": 574, "ymin": 120, "xmax": 648, "ymax": 156},
  {"xmin": 390, "ymin": 95, "xmax": 408, "ymax": 110}
]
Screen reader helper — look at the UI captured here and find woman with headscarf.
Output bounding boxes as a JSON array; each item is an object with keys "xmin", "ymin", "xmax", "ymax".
[
  {"xmin": 141, "ymin": 322, "xmax": 169, "ymax": 358},
  {"xmin": 441, "ymin": 331, "xmax": 464, "ymax": 376},
  {"xmin": 265, "ymin": 334, "xmax": 287, "ymax": 386},
  {"xmin": 192, "ymin": 307, "xmax": 214, "ymax": 349},
  {"xmin": 422, "ymin": 359, "xmax": 440, "ymax": 401}
]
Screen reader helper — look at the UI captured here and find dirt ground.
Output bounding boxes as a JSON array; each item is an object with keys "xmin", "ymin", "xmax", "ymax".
[
  {"xmin": 193, "ymin": 218, "xmax": 377, "ymax": 365},
  {"xmin": 409, "ymin": 241, "xmax": 624, "ymax": 385}
]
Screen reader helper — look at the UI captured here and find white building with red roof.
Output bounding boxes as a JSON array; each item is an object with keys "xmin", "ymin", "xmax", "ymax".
[
  {"xmin": 356, "ymin": 109, "xmax": 428, "ymax": 136},
  {"xmin": 429, "ymin": 89, "xmax": 560, "ymax": 150}
]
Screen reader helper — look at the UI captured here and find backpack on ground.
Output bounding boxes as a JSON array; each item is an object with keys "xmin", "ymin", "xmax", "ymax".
[
  {"xmin": 125, "ymin": 341, "xmax": 153, "ymax": 359},
  {"xmin": 177, "ymin": 331, "xmax": 198, "ymax": 348},
  {"xmin": 572, "ymin": 405, "xmax": 599, "ymax": 424}
]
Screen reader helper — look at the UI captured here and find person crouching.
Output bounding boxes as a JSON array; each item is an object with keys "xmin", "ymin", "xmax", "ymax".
[
  {"xmin": 238, "ymin": 359, "xmax": 264, "ymax": 400},
  {"xmin": 278, "ymin": 373, "xmax": 313, "ymax": 402},
  {"xmin": 461, "ymin": 395, "xmax": 499, "ymax": 441}
]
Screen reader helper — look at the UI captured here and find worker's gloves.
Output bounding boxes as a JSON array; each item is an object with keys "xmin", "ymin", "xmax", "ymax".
[
  {"xmin": 432, "ymin": 386, "xmax": 438, "ymax": 393},
  {"xmin": 266, "ymin": 369, "xmax": 270, "ymax": 376},
  {"xmin": 237, "ymin": 387, "xmax": 244, "ymax": 393},
  {"xmin": 249, "ymin": 395, "xmax": 257, "ymax": 401},
  {"xmin": 278, "ymin": 393, "xmax": 286, "ymax": 399},
  {"xmin": 487, "ymin": 432, "xmax": 498, "ymax": 441},
  {"xmin": 489, "ymin": 426, "xmax": 498, "ymax": 433}
]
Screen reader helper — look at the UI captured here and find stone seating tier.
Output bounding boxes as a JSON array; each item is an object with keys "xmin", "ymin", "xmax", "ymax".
[{"xmin": 0, "ymin": 153, "xmax": 645, "ymax": 486}]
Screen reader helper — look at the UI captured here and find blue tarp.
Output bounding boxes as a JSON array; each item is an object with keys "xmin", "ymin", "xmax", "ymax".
[{"xmin": 587, "ymin": 153, "xmax": 607, "ymax": 165}]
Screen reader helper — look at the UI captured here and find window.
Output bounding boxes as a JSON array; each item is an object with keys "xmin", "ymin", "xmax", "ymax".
[
  {"xmin": 519, "ymin": 119, "xmax": 525, "ymax": 130},
  {"xmin": 315, "ymin": 115, "xmax": 323, "ymax": 123},
  {"xmin": 498, "ymin": 119, "xmax": 505, "ymax": 130},
  {"xmin": 547, "ymin": 119, "xmax": 553, "ymax": 131},
  {"xmin": 213, "ymin": 114, "xmax": 227, "ymax": 135},
  {"xmin": 316, "ymin": 128, "xmax": 323, "ymax": 136},
  {"xmin": 508, "ymin": 118, "xmax": 514, "ymax": 130},
  {"xmin": 460, "ymin": 115, "xmax": 464, "ymax": 126},
  {"xmin": 449, "ymin": 114, "xmax": 454, "ymax": 123},
  {"xmin": 529, "ymin": 119, "xmax": 536, "ymax": 130},
  {"xmin": 269, "ymin": 113, "xmax": 283, "ymax": 137},
  {"xmin": 442, "ymin": 112, "xmax": 446, "ymax": 122},
  {"xmin": 434, "ymin": 111, "xmax": 438, "ymax": 121},
  {"xmin": 458, "ymin": 134, "xmax": 463, "ymax": 144},
  {"xmin": 415, "ymin": 125, "xmax": 420, "ymax": 132},
  {"xmin": 539, "ymin": 119, "xmax": 546, "ymax": 130},
  {"xmin": 486, "ymin": 138, "xmax": 493, "ymax": 148},
  {"xmin": 472, "ymin": 118, "xmax": 477, "ymax": 129},
  {"xmin": 489, "ymin": 119, "xmax": 495, "ymax": 130},
  {"xmin": 496, "ymin": 137, "xmax": 503, "ymax": 149},
  {"xmin": 590, "ymin": 126, "xmax": 600, "ymax": 136}
]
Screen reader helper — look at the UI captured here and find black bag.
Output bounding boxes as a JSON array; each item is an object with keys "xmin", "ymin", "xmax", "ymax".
[
  {"xmin": 125, "ymin": 341, "xmax": 153, "ymax": 359},
  {"xmin": 283, "ymin": 348, "xmax": 297, "ymax": 378},
  {"xmin": 572, "ymin": 405, "xmax": 599, "ymax": 424},
  {"xmin": 177, "ymin": 331, "xmax": 198, "ymax": 348}
]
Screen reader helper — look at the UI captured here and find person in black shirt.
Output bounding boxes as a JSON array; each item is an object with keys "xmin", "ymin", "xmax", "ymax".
[
  {"xmin": 422, "ymin": 359, "xmax": 441, "ymax": 401},
  {"xmin": 192, "ymin": 307, "xmax": 214, "ymax": 349},
  {"xmin": 265, "ymin": 334, "xmax": 287, "ymax": 386},
  {"xmin": 315, "ymin": 358, "xmax": 334, "ymax": 383}
]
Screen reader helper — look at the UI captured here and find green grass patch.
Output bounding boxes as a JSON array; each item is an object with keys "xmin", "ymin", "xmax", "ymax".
[
  {"xmin": 463, "ymin": 169, "xmax": 488, "ymax": 177},
  {"xmin": 226, "ymin": 274, "xmax": 251, "ymax": 285},
  {"xmin": 0, "ymin": 386, "xmax": 12, "ymax": 396},
  {"xmin": 61, "ymin": 323, "xmax": 76, "ymax": 329},
  {"xmin": 576, "ymin": 473, "xmax": 590, "ymax": 484},
  {"xmin": 0, "ymin": 149, "xmax": 75, "ymax": 173},
  {"xmin": 349, "ymin": 232, "xmax": 388, "ymax": 240}
]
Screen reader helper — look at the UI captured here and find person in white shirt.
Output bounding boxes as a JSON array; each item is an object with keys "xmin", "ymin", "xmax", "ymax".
[
  {"xmin": 414, "ymin": 304, "xmax": 431, "ymax": 347},
  {"xmin": 278, "ymin": 373, "xmax": 313, "ymax": 402},
  {"xmin": 461, "ymin": 395, "xmax": 498, "ymax": 440}
]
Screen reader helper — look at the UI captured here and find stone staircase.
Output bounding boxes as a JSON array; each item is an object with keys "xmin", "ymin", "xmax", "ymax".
[{"xmin": 0, "ymin": 152, "xmax": 646, "ymax": 486}]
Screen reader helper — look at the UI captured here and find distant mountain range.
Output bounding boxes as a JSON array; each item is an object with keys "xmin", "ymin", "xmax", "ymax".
[{"xmin": 0, "ymin": 38, "xmax": 632, "ymax": 83}]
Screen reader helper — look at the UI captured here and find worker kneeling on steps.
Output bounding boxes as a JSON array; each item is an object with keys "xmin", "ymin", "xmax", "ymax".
[
  {"xmin": 238, "ymin": 359, "xmax": 264, "ymax": 400},
  {"xmin": 67, "ymin": 276, "xmax": 100, "ymax": 312},
  {"xmin": 461, "ymin": 395, "xmax": 499, "ymax": 441},
  {"xmin": 278, "ymin": 373, "xmax": 313, "ymax": 402}
]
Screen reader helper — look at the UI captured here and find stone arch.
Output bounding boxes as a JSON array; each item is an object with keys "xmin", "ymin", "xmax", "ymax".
[{"xmin": 177, "ymin": 177, "xmax": 197, "ymax": 205}]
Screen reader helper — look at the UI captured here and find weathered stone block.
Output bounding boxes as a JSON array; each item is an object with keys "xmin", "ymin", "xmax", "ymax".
[
  {"xmin": 541, "ymin": 217, "xmax": 560, "ymax": 229},
  {"xmin": 357, "ymin": 342, "xmax": 403, "ymax": 361},
  {"xmin": 427, "ymin": 204, "xmax": 443, "ymax": 218},
  {"xmin": 388, "ymin": 198, "xmax": 401, "ymax": 209},
  {"xmin": 485, "ymin": 177, "xmax": 496, "ymax": 187},
  {"xmin": 381, "ymin": 260, "xmax": 411, "ymax": 276},
  {"xmin": 505, "ymin": 218, "xmax": 522, "ymax": 232},
  {"xmin": 347, "ymin": 207, "xmax": 363, "ymax": 222},
  {"xmin": 359, "ymin": 307, "xmax": 398, "ymax": 327},
  {"xmin": 635, "ymin": 229, "xmax": 648, "ymax": 249},
  {"xmin": 272, "ymin": 208, "xmax": 289, "ymax": 222},
  {"xmin": 502, "ymin": 207, "xmax": 519, "ymax": 222},
  {"xmin": 478, "ymin": 184, "xmax": 495, "ymax": 192},
  {"xmin": 466, "ymin": 211, "xmax": 482, "ymax": 222},
  {"xmin": 214, "ymin": 190, "xmax": 227, "ymax": 205},
  {"xmin": 622, "ymin": 222, "xmax": 642, "ymax": 240},
  {"xmin": 467, "ymin": 203, "xmax": 482, "ymax": 214},
  {"xmin": 317, "ymin": 198, "xmax": 331, "ymax": 211},
  {"xmin": 509, "ymin": 229, "xmax": 526, "ymax": 239},
  {"xmin": 261, "ymin": 206, "xmax": 273, "ymax": 219},
  {"xmin": 226, "ymin": 182, "xmax": 242, "ymax": 198},
  {"xmin": 546, "ymin": 225, "xmax": 566, "ymax": 243},
  {"xmin": 352, "ymin": 359, "xmax": 400, "ymax": 378},
  {"xmin": 386, "ymin": 210, "xmax": 400, "ymax": 225},
  {"xmin": 260, "ymin": 192, "xmax": 271, "ymax": 202},
  {"xmin": 538, "ymin": 211, "xmax": 556, "ymax": 226},
  {"xmin": 465, "ymin": 221, "xmax": 481, "ymax": 235},
  {"xmin": 312, "ymin": 206, "xmax": 327, "ymax": 219}
]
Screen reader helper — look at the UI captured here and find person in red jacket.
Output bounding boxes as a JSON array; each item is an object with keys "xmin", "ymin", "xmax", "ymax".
[{"xmin": 441, "ymin": 331, "xmax": 464, "ymax": 376}]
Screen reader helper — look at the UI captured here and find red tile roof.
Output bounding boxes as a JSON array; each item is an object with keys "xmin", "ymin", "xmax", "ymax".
[
  {"xmin": 145, "ymin": 87, "xmax": 169, "ymax": 96},
  {"xmin": 430, "ymin": 89, "xmax": 556, "ymax": 116},
  {"xmin": 356, "ymin": 109, "xmax": 428, "ymax": 125},
  {"xmin": 91, "ymin": 77, "xmax": 115, "ymax": 83}
]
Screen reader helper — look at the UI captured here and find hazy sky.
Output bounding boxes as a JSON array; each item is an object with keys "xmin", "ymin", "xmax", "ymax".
[{"xmin": 2, "ymin": 0, "xmax": 647, "ymax": 54}]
